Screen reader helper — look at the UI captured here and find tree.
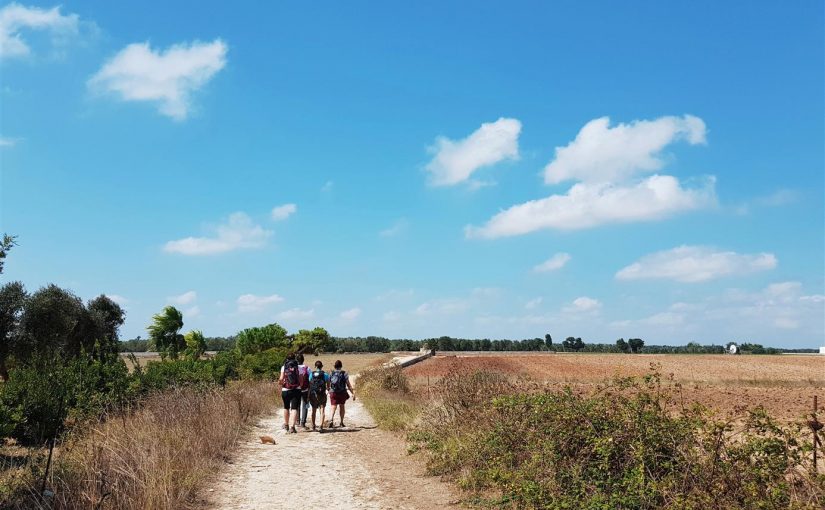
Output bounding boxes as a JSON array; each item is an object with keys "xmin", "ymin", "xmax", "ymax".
[
  {"xmin": 293, "ymin": 327, "xmax": 335, "ymax": 354},
  {"xmin": 572, "ymin": 337, "xmax": 585, "ymax": 351},
  {"xmin": 235, "ymin": 323, "xmax": 288, "ymax": 356},
  {"xmin": 0, "ymin": 281, "xmax": 27, "ymax": 380},
  {"xmin": 19, "ymin": 284, "xmax": 86, "ymax": 359},
  {"xmin": 147, "ymin": 306, "xmax": 184, "ymax": 359},
  {"xmin": 0, "ymin": 234, "xmax": 17, "ymax": 275},
  {"xmin": 615, "ymin": 338, "xmax": 629, "ymax": 353},
  {"xmin": 562, "ymin": 337, "xmax": 575, "ymax": 350},
  {"xmin": 545, "ymin": 334, "xmax": 553, "ymax": 348},
  {"xmin": 628, "ymin": 338, "xmax": 644, "ymax": 353},
  {"xmin": 87, "ymin": 295, "xmax": 126, "ymax": 361},
  {"xmin": 184, "ymin": 330, "xmax": 207, "ymax": 360}
]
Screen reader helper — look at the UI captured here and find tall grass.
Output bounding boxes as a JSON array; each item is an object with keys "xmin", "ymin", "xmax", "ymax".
[
  {"xmin": 357, "ymin": 366, "xmax": 420, "ymax": 431},
  {"xmin": 7, "ymin": 381, "xmax": 275, "ymax": 509}
]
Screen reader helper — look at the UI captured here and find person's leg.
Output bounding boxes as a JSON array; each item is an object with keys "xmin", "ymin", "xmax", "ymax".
[
  {"xmin": 319, "ymin": 403, "xmax": 326, "ymax": 431},
  {"xmin": 339, "ymin": 403, "xmax": 345, "ymax": 427},
  {"xmin": 329, "ymin": 404, "xmax": 338, "ymax": 427},
  {"xmin": 281, "ymin": 392, "xmax": 289, "ymax": 430},
  {"xmin": 289, "ymin": 390, "xmax": 300, "ymax": 431},
  {"xmin": 300, "ymin": 391, "xmax": 309, "ymax": 427}
]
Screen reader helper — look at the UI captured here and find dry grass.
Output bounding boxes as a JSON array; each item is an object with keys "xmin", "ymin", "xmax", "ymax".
[
  {"xmin": 7, "ymin": 381, "xmax": 277, "ymax": 510},
  {"xmin": 406, "ymin": 354, "xmax": 825, "ymax": 422}
]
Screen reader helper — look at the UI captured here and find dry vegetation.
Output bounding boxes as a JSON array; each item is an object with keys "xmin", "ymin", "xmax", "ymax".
[
  {"xmin": 405, "ymin": 354, "xmax": 825, "ymax": 421},
  {"xmin": 3, "ymin": 381, "xmax": 276, "ymax": 510}
]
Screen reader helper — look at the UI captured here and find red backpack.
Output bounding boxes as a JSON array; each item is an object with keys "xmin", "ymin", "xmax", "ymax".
[
  {"xmin": 298, "ymin": 365, "xmax": 310, "ymax": 390},
  {"xmin": 283, "ymin": 359, "xmax": 299, "ymax": 389}
]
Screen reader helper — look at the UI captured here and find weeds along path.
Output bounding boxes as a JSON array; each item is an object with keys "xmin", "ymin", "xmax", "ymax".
[{"xmin": 203, "ymin": 381, "xmax": 458, "ymax": 509}]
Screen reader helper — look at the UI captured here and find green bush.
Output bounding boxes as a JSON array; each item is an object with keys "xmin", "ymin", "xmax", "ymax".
[
  {"xmin": 238, "ymin": 348, "xmax": 286, "ymax": 380},
  {"xmin": 410, "ymin": 372, "xmax": 825, "ymax": 509},
  {"xmin": 0, "ymin": 356, "xmax": 133, "ymax": 445}
]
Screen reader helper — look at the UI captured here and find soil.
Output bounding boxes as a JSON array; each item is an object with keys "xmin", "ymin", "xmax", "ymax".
[
  {"xmin": 406, "ymin": 353, "xmax": 825, "ymax": 422},
  {"xmin": 202, "ymin": 388, "xmax": 459, "ymax": 509}
]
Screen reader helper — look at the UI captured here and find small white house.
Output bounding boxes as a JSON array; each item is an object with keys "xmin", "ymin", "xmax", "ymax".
[{"xmin": 819, "ymin": 346, "xmax": 825, "ymax": 355}]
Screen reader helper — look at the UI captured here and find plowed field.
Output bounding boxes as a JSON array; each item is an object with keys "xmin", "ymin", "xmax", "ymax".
[{"xmin": 406, "ymin": 353, "xmax": 825, "ymax": 422}]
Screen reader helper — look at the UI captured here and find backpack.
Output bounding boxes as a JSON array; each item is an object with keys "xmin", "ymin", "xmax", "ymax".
[
  {"xmin": 330, "ymin": 369, "xmax": 347, "ymax": 393},
  {"xmin": 283, "ymin": 359, "xmax": 299, "ymax": 389},
  {"xmin": 298, "ymin": 365, "xmax": 310, "ymax": 390},
  {"xmin": 310, "ymin": 369, "xmax": 326, "ymax": 394}
]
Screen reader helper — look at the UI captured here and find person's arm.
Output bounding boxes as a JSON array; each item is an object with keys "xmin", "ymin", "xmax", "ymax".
[
  {"xmin": 346, "ymin": 375, "xmax": 356, "ymax": 401},
  {"xmin": 325, "ymin": 373, "xmax": 330, "ymax": 392},
  {"xmin": 278, "ymin": 366, "xmax": 284, "ymax": 389}
]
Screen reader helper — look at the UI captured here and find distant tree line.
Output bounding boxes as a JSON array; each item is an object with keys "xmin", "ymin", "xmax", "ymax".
[{"xmin": 118, "ymin": 333, "xmax": 799, "ymax": 355}]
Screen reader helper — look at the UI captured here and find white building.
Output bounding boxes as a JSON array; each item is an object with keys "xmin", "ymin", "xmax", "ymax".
[{"xmin": 820, "ymin": 346, "xmax": 825, "ymax": 355}]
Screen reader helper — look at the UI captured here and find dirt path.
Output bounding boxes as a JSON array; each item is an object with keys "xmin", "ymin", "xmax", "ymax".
[{"xmin": 203, "ymin": 389, "xmax": 459, "ymax": 509}]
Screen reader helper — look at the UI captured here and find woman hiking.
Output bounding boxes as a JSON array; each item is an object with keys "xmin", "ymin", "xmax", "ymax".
[
  {"xmin": 308, "ymin": 360, "xmax": 330, "ymax": 432},
  {"xmin": 279, "ymin": 352, "xmax": 302, "ymax": 434},
  {"xmin": 328, "ymin": 359, "xmax": 355, "ymax": 428}
]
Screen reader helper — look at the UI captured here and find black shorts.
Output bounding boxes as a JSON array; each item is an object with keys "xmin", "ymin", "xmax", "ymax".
[
  {"xmin": 282, "ymin": 389, "xmax": 302, "ymax": 410},
  {"xmin": 309, "ymin": 390, "xmax": 327, "ymax": 408}
]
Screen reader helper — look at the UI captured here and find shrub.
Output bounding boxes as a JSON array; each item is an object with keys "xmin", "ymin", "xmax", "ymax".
[
  {"xmin": 409, "ymin": 371, "xmax": 825, "ymax": 509},
  {"xmin": 238, "ymin": 348, "xmax": 286, "ymax": 380},
  {"xmin": 357, "ymin": 366, "xmax": 419, "ymax": 431},
  {"xmin": 234, "ymin": 323, "xmax": 288, "ymax": 356}
]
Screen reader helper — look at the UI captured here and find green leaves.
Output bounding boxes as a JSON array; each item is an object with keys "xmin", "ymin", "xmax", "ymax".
[{"xmin": 147, "ymin": 306, "xmax": 185, "ymax": 360}]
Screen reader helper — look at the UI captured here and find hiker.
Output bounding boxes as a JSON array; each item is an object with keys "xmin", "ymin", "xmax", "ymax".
[
  {"xmin": 308, "ymin": 360, "xmax": 330, "ymax": 432},
  {"xmin": 328, "ymin": 359, "xmax": 355, "ymax": 428},
  {"xmin": 279, "ymin": 352, "xmax": 302, "ymax": 434},
  {"xmin": 296, "ymin": 353, "xmax": 310, "ymax": 429}
]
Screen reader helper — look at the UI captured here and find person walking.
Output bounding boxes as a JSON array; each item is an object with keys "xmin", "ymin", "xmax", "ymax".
[
  {"xmin": 279, "ymin": 352, "xmax": 302, "ymax": 434},
  {"xmin": 296, "ymin": 353, "xmax": 310, "ymax": 429},
  {"xmin": 328, "ymin": 359, "xmax": 355, "ymax": 428},
  {"xmin": 308, "ymin": 360, "xmax": 330, "ymax": 432}
]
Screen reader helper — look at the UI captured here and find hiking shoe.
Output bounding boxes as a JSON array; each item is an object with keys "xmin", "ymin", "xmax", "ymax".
[
  {"xmin": 290, "ymin": 426, "xmax": 298, "ymax": 434},
  {"xmin": 319, "ymin": 426, "xmax": 325, "ymax": 434},
  {"xmin": 282, "ymin": 424, "xmax": 289, "ymax": 431},
  {"xmin": 340, "ymin": 422, "xmax": 345, "ymax": 428}
]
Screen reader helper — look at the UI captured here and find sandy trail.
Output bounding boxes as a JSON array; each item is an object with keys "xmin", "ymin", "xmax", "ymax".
[{"xmin": 204, "ymin": 378, "xmax": 457, "ymax": 509}]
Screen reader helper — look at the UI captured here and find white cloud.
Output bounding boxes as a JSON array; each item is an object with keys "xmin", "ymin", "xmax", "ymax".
[
  {"xmin": 276, "ymin": 307, "xmax": 314, "ymax": 321},
  {"xmin": 271, "ymin": 203, "xmax": 296, "ymax": 221},
  {"xmin": 339, "ymin": 307, "xmax": 361, "ymax": 321},
  {"xmin": 184, "ymin": 305, "xmax": 201, "ymax": 318},
  {"xmin": 525, "ymin": 297, "xmax": 543, "ymax": 310},
  {"xmin": 379, "ymin": 218, "xmax": 409, "ymax": 237},
  {"xmin": 755, "ymin": 189, "xmax": 799, "ymax": 207},
  {"xmin": 563, "ymin": 296, "xmax": 602, "ymax": 314},
  {"xmin": 425, "ymin": 117, "xmax": 521, "ymax": 186},
  {"xmin": 616, "ymin": 246, "xmax": 777, "ymax": 283},
  {"xmin": 544, "ymin": 115, "xmax": 706, "ymax": 184},
  {"xmin": 375, "ymin": 289, "xmax": 415, "ymax": 302},
  {"xmin": 0, "ymin": 136, "xmax": 21, "ymax": 147},
  {"xmin": 533, "ymin": 253, "xmax": 571, "ymax": 273},
  {"xmin": 414, "ymin": 299, "xmax": 470, "ymax": 316},
  {"xmin": 467, "ymin": 175, "xmax": 716, "ymax": 238},
  {"xmin": 0, "ymin": 3, "xmax": 79, "ymax": 60},
  {"xmin": 168, "ymin": 290, "xmax": 197, "ymax": 306},
  {"xmin": 237, "ymin": 293, "xmax": 284, "ymax": 313},
  {"xmin": 321, "ymin": 180, "xmax": 334, "ymax": 192},
  {"xmin": 88, "ymin": 39, "xmax": 227, "ymax": 120},
  {"xmin": 107, "ymin": 294, "xmax": 129, "ymax": 305},
  {"xmin": 164, "ymin": 212, "xmax": 272, "ymax": 256},
  {"xmin": 382, "ymin": 310, "xmax": 401, "ymax": 322}
]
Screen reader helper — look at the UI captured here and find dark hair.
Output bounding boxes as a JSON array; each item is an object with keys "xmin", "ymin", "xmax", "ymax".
[
  {"xmin": 334, "ymin": 360, "xmax": 342, "ymax": 369},
  {"xmin": 314, "ymin": 360, "xmax": 323, "ymax": 369},
  {"xmin": 296, "ymin": 353, "xmax": 304, "ymax": 364},
  {"xmin": 286, "ymin": 352, "xmax": 295, "ymax": 361}
]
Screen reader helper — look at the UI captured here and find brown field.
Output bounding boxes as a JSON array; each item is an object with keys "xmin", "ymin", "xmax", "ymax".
[{"xmin": 405, "ymin": 353, "xmax": 825, "ymax": 422}]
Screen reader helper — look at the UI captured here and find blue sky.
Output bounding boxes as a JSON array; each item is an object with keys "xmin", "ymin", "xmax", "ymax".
[{"xmin": 1, "ymin": 1, "xmax": 823, "ymax": 347}]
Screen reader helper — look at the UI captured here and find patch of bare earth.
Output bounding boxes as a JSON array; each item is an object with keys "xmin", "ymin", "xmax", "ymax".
[{"xmin": 201, "ymin": 393, "xmax": 458, "ymax": 509}]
